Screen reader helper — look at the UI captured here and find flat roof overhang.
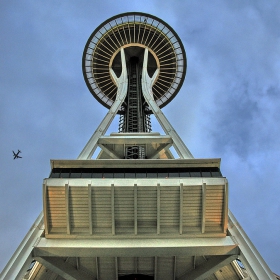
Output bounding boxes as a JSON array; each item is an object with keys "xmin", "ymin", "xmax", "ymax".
[{"xmin": 50, "ymin": 158, "xmax": 221, "ymax": 170}]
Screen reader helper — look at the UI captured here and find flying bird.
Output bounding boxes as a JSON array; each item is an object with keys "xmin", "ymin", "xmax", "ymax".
[{"xmin": 13, "ymin": 150, "xmax": 22, "ymax": 159}]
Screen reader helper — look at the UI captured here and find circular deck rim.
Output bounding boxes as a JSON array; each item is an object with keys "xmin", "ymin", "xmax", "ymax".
[{"xmin": 82, "ymin": 12, "xmax": 187, "ymax": 110}]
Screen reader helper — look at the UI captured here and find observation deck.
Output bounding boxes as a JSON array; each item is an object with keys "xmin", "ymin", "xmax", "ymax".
[{"xmin": 82, "ymin": 12, "xmax": 186, "ymax": 110}]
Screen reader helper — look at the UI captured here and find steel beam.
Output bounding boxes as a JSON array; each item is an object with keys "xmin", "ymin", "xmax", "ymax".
[
  {"xmin": 201, "ymin": 183, "xmax": 206, "ymax": 233},
  {"xmin": 98, "ymin": 143, "xmax": 121, "ymax": 159},
  {"xmin": 34, "ymin": 257, "xmax": 93, "ymax": 280},
  {"xmin": 179, "ymin": 184, "xmax": 183, "ymax": 235},
  {"xmin": 149, "ymin": 143, "xmax": 172, "ymax": 159},
  {"xmin": 228, "ymin": 210, "xmax": 276, "ymax": 280},
  {"xmin": 178, "ymin": 255, "xmax": 238, "ymax": 280},
  {"xmin": 78, "ymin": 47, "xmax": 128, "ymax": 159},
  {"xmin": 111, "ymin": 184, "xmax": 115, "ymax": 235},
  {"xmin": 0, "ymin": 212, "xmax": 44, "ymax": 280},
  {"xmin": 141, "ymin": 47, "xmax": 193, "ymax": 159},
  {"xmin": 88, "ymin": 184, "xmax": 93, "ymax": 235},
  {"xmin": 98, "ymin": 135, "xmax": 173, "ymax": 145},
  {"xmin": 33, "ymin": 237, "xmax": 238, "ymax": 258},
  {"xmin": 50, "ymin": 158, "xmax": 221, "ymax": 169}
]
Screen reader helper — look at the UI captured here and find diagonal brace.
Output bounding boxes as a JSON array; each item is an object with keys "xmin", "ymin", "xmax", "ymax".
[
  {"xmin": 35, "ymin": 257, "xmax": 94, "ymax": 280},
  {"xmin": 178, "ymin": 255, "xmax": 238, "ymax": 280}
]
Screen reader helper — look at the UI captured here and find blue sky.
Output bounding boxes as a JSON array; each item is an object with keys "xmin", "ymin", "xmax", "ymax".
[{"xmin": 1, "ymin": 0, "xmax": 280, "ymax": 274}]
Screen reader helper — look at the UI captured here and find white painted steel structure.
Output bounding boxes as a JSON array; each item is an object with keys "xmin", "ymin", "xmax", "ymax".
[
  {"xmin": 0, "ymin": 12, "xmax": 276, "ymax": 280},
  {"xmin": 78, "ymin": 47, "xmax": 128, "ymax": 160}
]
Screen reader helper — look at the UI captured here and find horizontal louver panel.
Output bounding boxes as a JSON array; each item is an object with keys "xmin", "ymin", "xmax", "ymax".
[
  {"xmin": 47, "ymin": 187, "xmax": 66, "ymax": 232},
  {"xmin": 205, "ymin": 186, "xmax": 224, "ymax": 231},
  {"xmin": 118, "ymin": 257, "xmax": 155, "ymax": 276},
  {"xmin": 157, "ymin": 257, "xmax": 174, "ymax": 280},
  {"xmin": 69, "ymin": 187, "xmax": 89, "ymax": 232},
  {"xmin": 92, "ymin": 187, "xmax": 111, "ymax": 234},
  {"xmin": 79, "ymin": 257, "xmax": 97, "ymax": 276},
  {"xmin": 118, "ymin": 257, "xmax": 134, "ymax": 276},
  {"xmin": 183, "ymin": 186, "xmax": 202, "ymax": 232},
  {"xmin": 176, "ymin": 256, "xmax": 194, "ymax": 277},
  {"xmin": 160, "ymin": 187, "xmax": 180, "ymax": 232},
  {"xmin": 115, "ymin": 187, "xmax": 134, "ymax": 233},
  {"xmin": 138, "ymin": 187, "xmax": 157, "ymax": 233},
  {"xmin": 138, "ymin": 257, "xmax": 154, "ymax": 275},
  {"xmin": 98, "ymin": 257, "xmax": 115, "ymax": 279}
]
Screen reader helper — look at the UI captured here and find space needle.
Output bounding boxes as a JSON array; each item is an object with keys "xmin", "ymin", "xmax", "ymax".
[{"xmin": 0, "ymin": 12, "xmax": 276, "ymax": 280}]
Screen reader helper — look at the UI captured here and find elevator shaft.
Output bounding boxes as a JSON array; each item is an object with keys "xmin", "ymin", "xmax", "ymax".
[
  {"xmin": 127, "ymin": 57, "xmax": 143, "ymax": 133},
  {"xmin": 119, "ymin": 56, "xmax": 152, "ymax": 159}
]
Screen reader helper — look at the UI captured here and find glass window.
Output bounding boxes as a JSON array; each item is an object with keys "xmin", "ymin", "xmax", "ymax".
[
  {"xmin": 70, "ymin": 172, "xmax": 81, "ymax": 178},
  {"xmin": 114, "ymin": 173, "xmax": 125, "ymax": 178},
  {"xmin": 190, "ymin": 172, "xmax": 201, "ymax": 177},
  {"xmin": 50, "ymin": 172, "xmax": 60, "ymax": 178},
  {"xmin": 180, "ymin": 172, "xmax": 190, "ymax": 177},
  {"xmin": 136, "ymin": 173, "xmax": 146, "ymax": 178},
  {"xmin": 81, "ymin": 172, "xmax": 92, "ymax": 178},
  {"xmin": 60, "ymin": 172, "xmax": 70, "ymax": 178},
  {"xmin": 169, "ymin": 172, "xmax": 179, "ymax": 177},
  {"xmin": 147, "ymin": 173, "xmax": 157, "ymax": 178},
  {"xmin": 201, "ymin": 172, "xmax": 211, "ymax": 177},
  {"xmin": 158, "ymin": 172, "xmax": 168, "ymax": 178},
  {"xmin": 211, "ymin": 171, "xmax": 221, "ymax": 177},
  {"xmin": 103, "ymin": 173, "xmax": 114, "ymax": 178},
  {"xmin": 236, "ymin": 259, "xmax": 245, "ymax": 269},
  {"xmin": 125, "ymin": 173, "xmax": 135, "ymax": 178},
  {"xmin": 92, "ymin": 173, "xmax": 103, "ymax": 178}
]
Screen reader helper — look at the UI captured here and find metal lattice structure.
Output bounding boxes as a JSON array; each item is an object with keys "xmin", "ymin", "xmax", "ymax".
[{"xmin": 0, "ymin": 12, "xmax": 276, "ymax": 280}]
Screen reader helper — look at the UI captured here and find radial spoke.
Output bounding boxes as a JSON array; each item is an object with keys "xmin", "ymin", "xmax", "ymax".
[
  {"xmin": 114, "ymin": 20, "xmax": 125, "ymax": 46},
  {"xmin": 143, "ymin": 20, "xmax": 154, "ymax": 45}
]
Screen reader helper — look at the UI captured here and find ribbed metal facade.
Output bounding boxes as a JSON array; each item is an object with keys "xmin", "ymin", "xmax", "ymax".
[{"xmin": 44, "ymin": 177, "xmax": 228, "ymax": 238}]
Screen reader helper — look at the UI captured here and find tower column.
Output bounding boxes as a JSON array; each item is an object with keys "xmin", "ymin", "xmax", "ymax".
[
  {"xmin": 78, "ymin": 48, "xmax": 128, "ymax": 159},
  {"xmin": 141, "ymin": 48, "xmax": 193, "ymax": 159}
]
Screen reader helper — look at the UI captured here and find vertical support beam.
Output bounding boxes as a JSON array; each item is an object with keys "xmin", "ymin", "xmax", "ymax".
[
  {"xmin": 173, "ymin": 256, "xmax": 177, "ymax": 280},
  {"xmin": 134, "ymin": 257, "xmax": 138, "ymax": 274},
  {"xmin": 141, "ymin": 47, "xmax": 193, "ymax": 159},
  {"xmin": 179, "ymin": 183, "xmax": 183, "ymax": 235},
  {"xmin": 115, "ymin": 257, "xmax": 118, "ymax": 280},
  {"xmin": 78, "ymin": 47, "xmax": 128, "ymax": 160},
  {"xmin": 201, "ymin": 183, "xmax": 206, "ymax": 234},
  {"xmin": 223, "ymin": 181, "xmax": 228, "ymax": 234},
  {"xmin": 76, "ymin": 257, "xmax": 80, "ymax": 270},
  {"xmin": 88, "ymin": 184, "xmax": 93, "ymax": 235},
  {"xmin": 65, "ymin": 183, "xmax": 70, "ymax": 235},
  {"xmin": 43, "ymin": 183, "xmax": 49, "ymax": 235},
  {"xmin": 154, "ymin": 256, "xmax": 158, "ymax": 280},
  {"xmin": 96, "ymin": 257, "xmax": 99, "ymax": 280},
  {"xmin": 157, "ymin": 184, "xmax": 161, "ymax": 235},
  {"xmin": 111, "ymin": 184, "xmax": 115, "ymax": 235},
  {"xmin": 134, "ymin": 184, "xmax": 138, "ymax": 235}
]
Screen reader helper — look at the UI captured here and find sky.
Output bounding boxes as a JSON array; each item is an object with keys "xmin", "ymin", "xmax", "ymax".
[{"xmin": 1, "ymin": 0, "xmax": 280, "ymax": 275}]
